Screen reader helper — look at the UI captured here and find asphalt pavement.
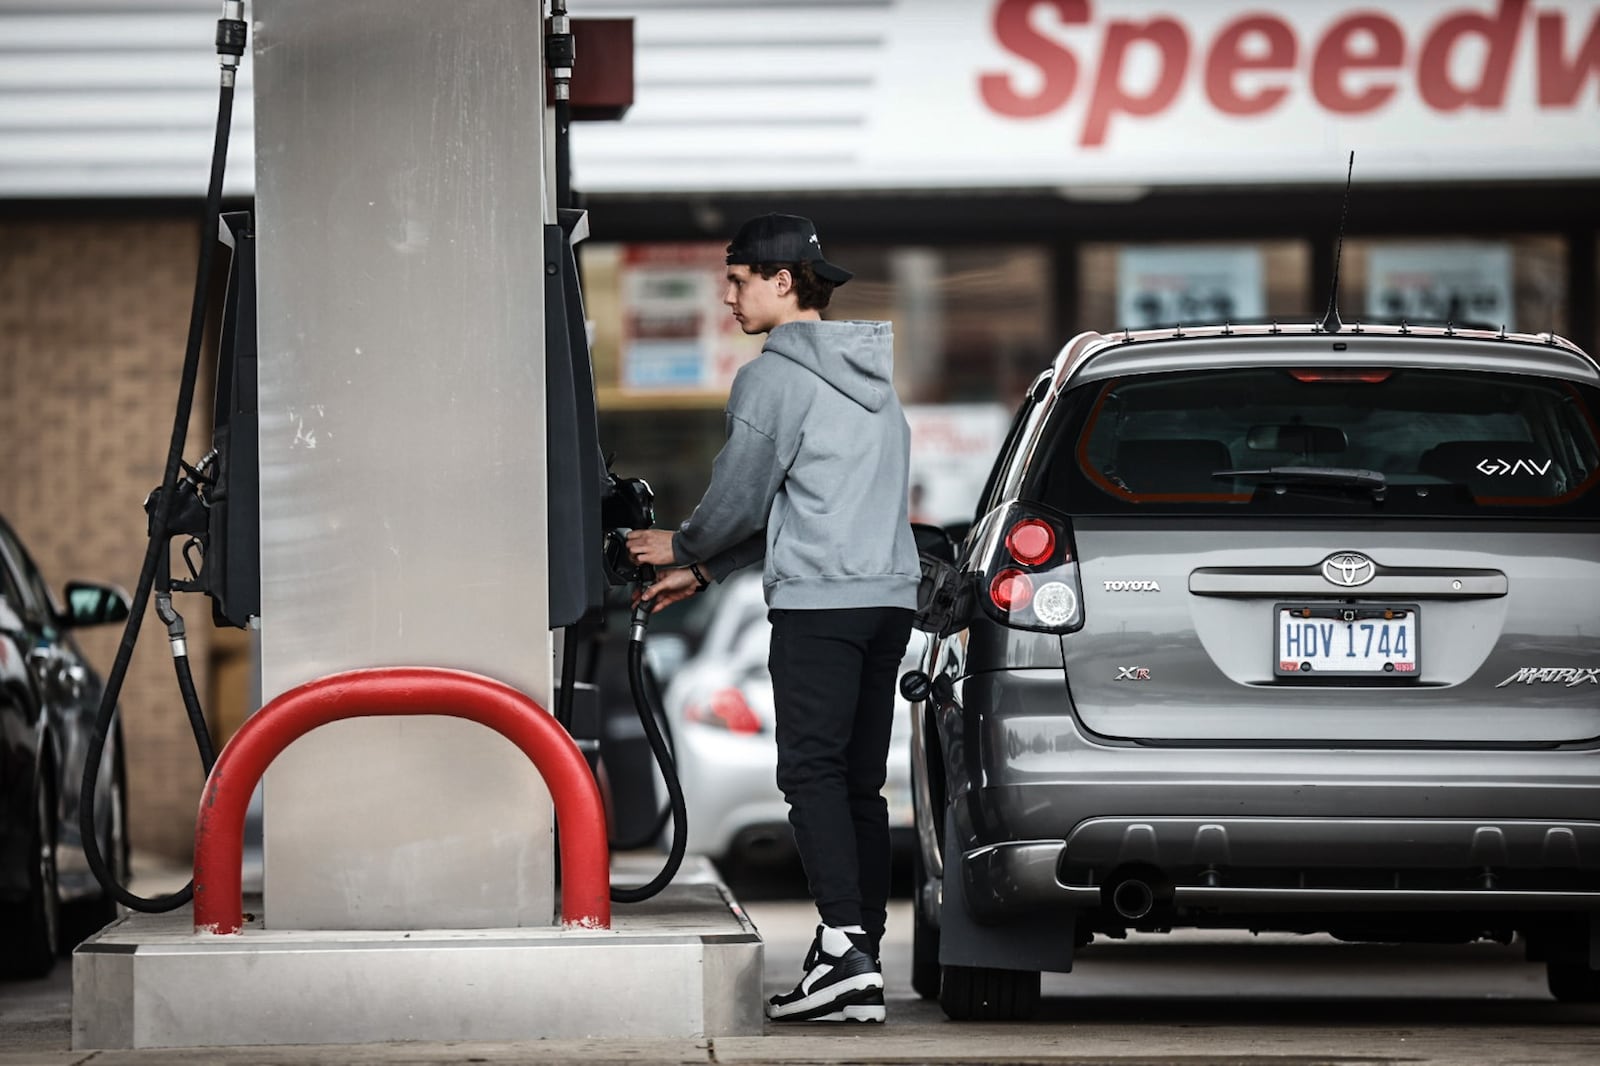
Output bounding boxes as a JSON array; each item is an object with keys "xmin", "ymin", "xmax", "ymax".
[{"xmin": 1, "ymin": 853, "xmax": 1596, "ymax": 1064}]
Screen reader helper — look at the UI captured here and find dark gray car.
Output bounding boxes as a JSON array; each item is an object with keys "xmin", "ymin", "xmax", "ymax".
[
  {"xmin": 0, "ymin": 514, "xmax": 130, "ymax": 978},
  {"xmin": 909, "ymin": 322, "xmax": 1600, "ymax": 1019}
]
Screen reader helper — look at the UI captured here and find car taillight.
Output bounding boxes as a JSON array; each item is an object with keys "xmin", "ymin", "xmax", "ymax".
[
  {"xmin": 1289, "ymin": 369, "xmax": 1393, "ymax": 383},
  {"xmin": 981, "ymin": 506, "xmax": 1084, "ymax": 633},
  {"xmin": 685, "ymin": 688, "xmax": 763, "ymax": 734},
  {"xmin": 990, "ymin": 568, "xmax": 1034, "ymax": 612},
  {"xmin": 1004, "ymin": 518, "xmax": 1056, "ymax": 565}
]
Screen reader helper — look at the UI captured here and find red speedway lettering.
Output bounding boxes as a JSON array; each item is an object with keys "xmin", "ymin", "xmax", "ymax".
[{"xmin": 979, "ymin": 0, "xmax": 1600, "ymax": 146}]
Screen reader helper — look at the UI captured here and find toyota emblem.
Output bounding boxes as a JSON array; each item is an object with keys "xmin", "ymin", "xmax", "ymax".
[{"xmin": 1322, "ymin": 552, "xmax": 1376, "ymax": 587}]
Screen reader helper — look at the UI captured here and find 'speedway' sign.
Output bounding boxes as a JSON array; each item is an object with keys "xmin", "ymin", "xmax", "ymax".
[
  {"xmin": 978, "ymin": 0, "xmax": 1594, "ymax": 142},
  {"xmin": 572, "ymin": 0, "xmax": 1598, "ymax": 193},
  {"xmin": 860, "ymin": 0, "xmax": 1600, "ymax": 188}
]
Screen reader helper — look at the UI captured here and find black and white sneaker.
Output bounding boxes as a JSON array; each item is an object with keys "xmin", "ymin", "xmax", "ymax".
[
  {"xmin": 766, "ymin": 925, "xmax": 884, "ymax": 1022},
  {"xmin": 814, "ymin": 987, "xmax": 885, "ymax": 1023}
]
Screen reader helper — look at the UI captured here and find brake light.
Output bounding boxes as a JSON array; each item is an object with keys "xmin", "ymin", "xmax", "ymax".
[
  {"xmin": 1005, "ymin": 518, "xmax": 1056, "ymax": 565},
  {"xmin": 990, "ymin": 568, "xmax": 1034, "ymax": 612},
  {"xmin": 685, "ymin": 688, "xmax": 763, "ymax": 734},
  {"xmin": 1289, "ymin": 369, "xmax": 1393, "ymax": 383},
  {"xmin": 980, "ymin": 505, "xmax": 1084, "ymax": 633}
]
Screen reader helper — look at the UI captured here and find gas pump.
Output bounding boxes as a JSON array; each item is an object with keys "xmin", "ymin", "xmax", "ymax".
[
  {"xmin": 78, "ymin": 0, "xmax": 686, "ymax": 918},
  {"xmin": 67, "ymin": 3, "xmax": 767, "ymax": 1047}
]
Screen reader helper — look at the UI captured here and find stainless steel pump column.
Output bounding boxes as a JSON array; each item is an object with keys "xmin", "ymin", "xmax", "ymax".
[
  {"xmin": 252, "ymin": 0, "xmax": 554, "ymax": 929},
  {"xmin": 72, "ymin": 4, "xmax": 768, "ymax": 1046}
]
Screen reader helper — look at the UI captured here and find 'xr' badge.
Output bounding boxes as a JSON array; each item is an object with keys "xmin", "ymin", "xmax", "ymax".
[{"xmin": 1115, "ymin": 666, "xmax": 1151, "ymax": 681}]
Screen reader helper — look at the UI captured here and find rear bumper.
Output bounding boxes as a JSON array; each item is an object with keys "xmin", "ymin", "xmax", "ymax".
[
  {"xmin": 927, "ymin": 667, "xmax": 1600, "ymax": 927},
  {"xmin": 945, "ymin": 665, "xmax": 1600, "ymax": 842},
  {"xmin": 959, "ymin": 818, "xmax": 1600, "ymax": 922}
]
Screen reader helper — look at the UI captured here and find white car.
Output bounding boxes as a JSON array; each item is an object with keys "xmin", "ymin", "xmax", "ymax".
[{"xmin": 654, "ymin": 570, "xmax": 922, "ymax": 865}]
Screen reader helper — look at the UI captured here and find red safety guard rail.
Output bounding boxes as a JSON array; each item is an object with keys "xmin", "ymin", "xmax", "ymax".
[{"xmin": 192, "ymin": 666, "xmax": 610, "ymax": 934}]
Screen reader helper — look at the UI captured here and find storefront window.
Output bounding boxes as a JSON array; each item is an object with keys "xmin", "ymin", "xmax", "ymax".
[
  {"xmin": 584, "ymin": 242, "xmax": 1054, "ymax": 404},
  {"xmin": 581, "ymin": 243, "xmax": 734, "ymax": 525},
  {"xmin": 581, "ymin": 241, "xmax": 1053, "ymax": 523},
  {"xmin": 580, "ymin": 243, "xmax": 762, "ymax": 410},
  {"xmin": 826, "ymin": 245, "xmax": 1054, "ymax": 404},
  {"xmin": 1341, "ymin": 236, "xmax": 1566, "ymax": 334},
  {"xmin": 1079, "ymin": 241, "xmax": 1311, "ymax": 334},
  {"xmin": 582, "ymin": 242, "xmax": 1052, "ymax": 407}
]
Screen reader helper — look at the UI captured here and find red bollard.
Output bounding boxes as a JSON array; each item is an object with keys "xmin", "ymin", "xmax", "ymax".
[{"xmin": 192, "ymin": 667, "xmax": 610, "ymax": 934}]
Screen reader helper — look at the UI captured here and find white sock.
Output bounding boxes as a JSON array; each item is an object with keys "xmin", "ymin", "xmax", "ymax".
[
  {"xmin": 818, "ymin": 924, "xmax": 872, "ymax": 957},
  {"xmin": 818, "ymin": 925, "xmax": 861, "ymax": 955}
]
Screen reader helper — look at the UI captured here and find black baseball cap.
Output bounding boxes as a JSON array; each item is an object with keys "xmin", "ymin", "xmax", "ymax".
[{"xmin": 725, "ymin": 213, "xmax": 852, "ymax": 285}]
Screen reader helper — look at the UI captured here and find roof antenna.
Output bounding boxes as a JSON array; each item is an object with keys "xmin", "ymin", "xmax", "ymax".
[{"xmin": 1319, "ymin": 151, "xmax": 1355, "ymax": 335}]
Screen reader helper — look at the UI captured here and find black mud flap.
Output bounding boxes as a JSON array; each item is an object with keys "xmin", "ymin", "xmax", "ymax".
[{"xmin": 938, "ymin": 809, "xmax": 1076, "ymax": 975}]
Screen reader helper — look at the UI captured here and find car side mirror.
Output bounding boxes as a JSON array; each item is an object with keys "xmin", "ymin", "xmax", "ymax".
[{"xmin": 63, "ymin": 581, "xmax": 131, "ymax": 628}]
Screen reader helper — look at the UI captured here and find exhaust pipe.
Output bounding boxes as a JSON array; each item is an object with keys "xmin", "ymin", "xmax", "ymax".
[
  {"xmin": 1111, "ymin": 878, "xmax": 1155, "ymax": 920},
  {"xmin": 739, "ymin": 828, "xmax": 786, "ymax": 854},
  {"xmin": 732, "ymin": 826, "xmax": 796, "ymax": 866}
]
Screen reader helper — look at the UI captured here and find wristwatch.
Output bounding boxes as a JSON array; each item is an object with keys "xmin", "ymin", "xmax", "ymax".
[{"xmin": 688, "ymin": 562, "xmax": 710, "ymax": 590}]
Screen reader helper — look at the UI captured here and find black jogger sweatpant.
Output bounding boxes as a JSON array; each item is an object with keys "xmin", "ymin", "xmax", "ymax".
[{"xmin": 767, "ymin": 605, "xmax": 915, "ymax": 950}]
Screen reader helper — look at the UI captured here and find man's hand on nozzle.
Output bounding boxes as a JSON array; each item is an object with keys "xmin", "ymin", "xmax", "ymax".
[
  {"xmin": 632, "ymin": 566, "xmax": 701, "ymax": 613},
  {"xmin": 626, "ymin": 528, "xmax": 678, "ymax": 567}
]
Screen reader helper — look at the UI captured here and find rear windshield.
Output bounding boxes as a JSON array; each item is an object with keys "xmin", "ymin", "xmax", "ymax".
[{"xmin": 1026, "ymin": 367, "xmax": 1600, "ymax": 517}]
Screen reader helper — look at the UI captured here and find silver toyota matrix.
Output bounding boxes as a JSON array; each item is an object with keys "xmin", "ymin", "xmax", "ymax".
[{"xmin": 907, "ymin": 322, "xmax": 1600, "ymax": 1020}]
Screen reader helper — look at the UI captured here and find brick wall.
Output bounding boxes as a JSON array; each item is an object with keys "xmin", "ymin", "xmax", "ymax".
[{"xmin": 1, "ymin": 214, "xmax": 217, "ymax": 860}]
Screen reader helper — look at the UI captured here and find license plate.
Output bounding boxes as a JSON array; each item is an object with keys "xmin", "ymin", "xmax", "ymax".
[{"xmin": 1275, "ymin": 604, "xmax": 1419, "ymax": 677}]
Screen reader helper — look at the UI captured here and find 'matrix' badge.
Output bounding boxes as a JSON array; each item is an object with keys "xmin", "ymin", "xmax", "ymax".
[{"xmin": 1497, "ymin": 667, "xmax": 1600, "ymax": 688}]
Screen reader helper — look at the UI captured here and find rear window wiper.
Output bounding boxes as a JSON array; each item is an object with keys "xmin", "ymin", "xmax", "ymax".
[{"xmin": 1214, "ymin": 467, "xmax": 1388, "ymax": 495}]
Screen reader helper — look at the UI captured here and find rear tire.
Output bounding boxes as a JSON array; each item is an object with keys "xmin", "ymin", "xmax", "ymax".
[
  {"xmin": 938, "ymin": 963, "xmax": 1040, "ymax": 1021},
  {"xmin": 910, "ymin": 845, "xmax": 940, "ymax": 1000},
  {"xmin": 1, "ymin": 777, "xmax": 60, "ymax": 979},
  {"xmin": 1548, "ymin": 962, "xmax": 1600, "ymax": 1002}
]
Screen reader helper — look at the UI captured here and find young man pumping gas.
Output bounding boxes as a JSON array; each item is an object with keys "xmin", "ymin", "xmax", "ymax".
[{"xmin": 627, "ymin": 213, "xmax": 920, "ymax": 1023}]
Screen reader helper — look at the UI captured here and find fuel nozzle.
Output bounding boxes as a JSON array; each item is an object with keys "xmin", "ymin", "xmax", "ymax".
[
  {"xmin": 629, "ymin": 564, "xmax": 657, "ymax": 642},
  {"xmin": 600, "ymin": 464, "xmax": 657, "ymax": 587}
]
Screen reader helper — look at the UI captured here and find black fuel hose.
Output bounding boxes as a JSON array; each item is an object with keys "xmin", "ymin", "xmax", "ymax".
[
  {"xmin": 78, "ymin": 67, "xmax": 240, "ymax": 912},
  {"xmin": 607, "ymin": 648, "xmax": 676, "ymax": 851},
  {"xmin": 158, "ymin": 583, "xmax": 218, "ymax": 772},
  {"xmin": 555, "ymin": 627, "xmax": 579, "ymax": 732},
  {"xmin": 609, "ymin": 600, "xmax": 689, "ymax": 903},
  {"xmin": 561, "ymin": 614, "xmax": 677, "ymax": 852}
]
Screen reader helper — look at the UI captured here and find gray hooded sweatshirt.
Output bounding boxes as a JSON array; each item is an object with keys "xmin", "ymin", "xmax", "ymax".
[{"xmin": 670, "ymin": 319, "xmax": 921, "ymax": 610}]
